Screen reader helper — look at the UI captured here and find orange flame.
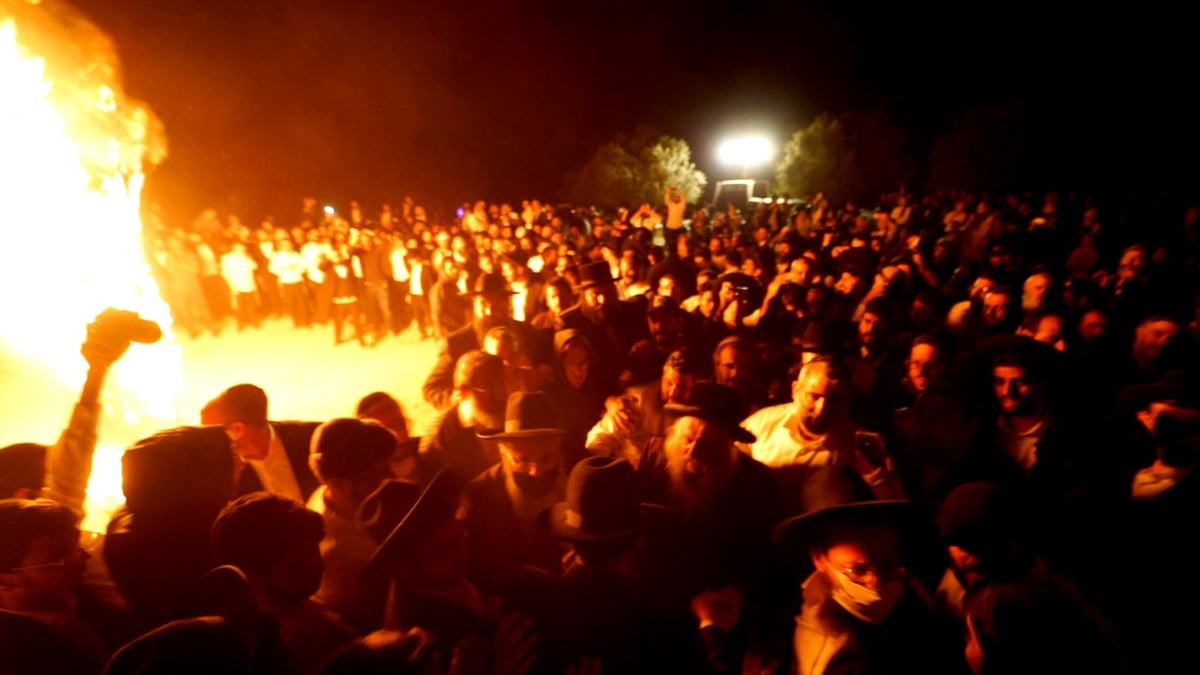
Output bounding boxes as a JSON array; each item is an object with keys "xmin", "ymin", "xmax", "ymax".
[{"xmin": 2, "ymin": 3, "xmax": 180, "ymax": 532}]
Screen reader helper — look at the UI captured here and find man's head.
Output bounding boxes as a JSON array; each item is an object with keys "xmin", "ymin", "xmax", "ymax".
[
  {"xmin": 485, "ymin": 392, "xmax": 566, "ymax": 498},
  {"xmin": 453, "ymin": 350, "xmax": 506, "ymax": 431},
  {"xmin": 309, "ymin": 419, "xmax": 396, "ymax": 518},
  {"xmin": 543, "ymin": 277, "xmax": 573, "ymax": 316},
  {"xmin": 991, "ymin": 352, "xmax": 1044, "ymax": 416},
  {"xmin": 356, "ymin": 392, "xmax": 411, "ymax": 477},
  {"xmin": 359, "ymin": 475, "xmax": 468, "ymax": 593},
  {"xmin": 647, "ymin": 296, "xmax": 685, "ymax": 350},
  {"xmin": 210, "ymin": 493, "xmax": 325, "ymax": 608},
  {"xmin": 906, "ymin": 336, "xmax": 944, "ymax": 395},
  {"xmin": 1017, "ymin": 312, "xmax": 1066, "ymax": 352},
  {"xmin": 981, "ymin": 287, "xmax": 1016, "ymax": 330},
  {"xmin": 0, "ymin": 443, "xmax": 46, "ymax": 499},
  {"xmin": 1021, "ymin": 272, "xmax": 1053, "ymax": 313},
  {"xmin": 470, "ymin": 273, "xmax": 512, "ymax": 329},
  {"xmin": 661, "ymin": 383, "xmax": 753, "ymax": 510},
  {"xmin": 202, "ymin": 384, "xmax": 271, "ymax": 461},
  {"xmin": 713, "ymin": 336, "xmax": 757, "ymax": 401},
  {"xmin": 1077, "ymin": 309, "xmax": 1107, "ymax": 344},
  {"xmin": 792, "ymin": 358, "xmax": 850, "ymax": 437},
  {"xmin": 661, "ymin": 349, "xmax": 701, "ymax": 405},
  {"xmin": 0, "ymin": 499, "xmax": 85, "ymax": 612},
  {"xmin": 938, "ymin": 481, "xmax": 1034, "ymax": 591},
  {"xmin": 1132, "ymin": 316, "xmax": 1180, "ymax": 371},
  {"xmin": 858, "ymin": 300, "xmax": 889, "ymax": 351}
]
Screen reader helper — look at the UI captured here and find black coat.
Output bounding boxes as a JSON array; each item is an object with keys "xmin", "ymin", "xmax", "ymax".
[{"xmin": 232, "ymin": 421, "xmax": 321, "ymax": 502}]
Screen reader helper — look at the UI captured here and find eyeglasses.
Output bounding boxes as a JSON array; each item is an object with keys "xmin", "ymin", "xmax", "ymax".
[{"xmin": 837, "ymin": 561, "xmax": 901, "ymax": 587}]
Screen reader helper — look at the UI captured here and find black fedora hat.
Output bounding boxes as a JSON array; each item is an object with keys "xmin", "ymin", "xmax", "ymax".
[
  {"xmin": 538, "ymin": 457, "xmax": 671, "ymax": 541},
  {"xmin": 358, "ymin": 469, "xmax": 464, "ymax": 584},
  {"xmin": 468, "ymin": 272, "xmax": 517, "ymax": 297},
  {"xmin": 576, "ymin": 260, "xmax": 616, "ymax": 289},
  {"xmin": 772, "ymin": 466, "xmax": 927, "ymax": 555},
  {"xmin": 478, "ymin": 391, "xmax": 568, "ymax": 441},
  {"xmin": 1117, "ymin": 370, "xmax": 1197, "ymax": 414},
  {"xmin": 663, "ymin": 381, "xmax": 756, "ymax": 444}
]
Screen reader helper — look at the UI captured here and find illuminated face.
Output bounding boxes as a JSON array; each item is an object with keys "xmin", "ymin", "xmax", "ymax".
[
  {"xmin": 792, "ymin": 367, "xmax": 838, "ymax": 435},
  {"xmin": 907, "ymin": 343, "xmax": 938, "ymax": 393},
  {"xmin": 1078, "ymin": 310, "xmax": 1106, "ymax": 343},
  {"xmin": 814, "ymin": 525, "xmax": 900, "ymax": 592},
  {"xmin": 657, "ymin": 274, "xmax": 679, "ymax": 301},
  {"xmin": 1022, "ymin": 273, "xmax": 1051, "ymax": 312},
  {"xmin": 699, "ymin": 290, "xmax": 717, "ymax": 319},
  {"xmin": 834, "ymin": 272, "xmax": 861, "ymax": 296},
  {"xmin": 474, "ymin": 293, "xmax": 509, "ymax": 325},
  {"xmin": 1134, "ymin": 319, "xmax": 1179, "ymax": 365},
  {"xmin": 581, "ymin": 286, "xmax": 609, "ymax": 323},
  {"xmin": 858, "ymin": 312, "xmax": 884, "ymax": 349},
  {"xmin": 562, "ymin": 344, "xmax": 589, "ymax": 389},
  {"xmin": 660, "ymin": 367, "xmax": 694, "ymax": 405},
  {"xmin": 982, "ymin": 292, "xmax": 1011, "ymax": 327},
  {"xmin": 664, "ymin": 416, "xmax": 735, "ymax": 482},
  {"xmin": 993, "ymin": 365, "xmax": 1035, "ymax": 415},
  {"xmin": 1, "ymin": 530, "xmax": 87, "ymax": 611},
  {"xmin": 714, "ymin": 346, "xmax": 753, "ymax": 393}
]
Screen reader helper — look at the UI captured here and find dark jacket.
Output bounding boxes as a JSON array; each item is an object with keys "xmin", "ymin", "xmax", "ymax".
[
  {"xmin": 421, "ymin": 319, "xmax": 538, "ymax": 411},
  {"xmin": 233, "ymin": 421, "xmax": 321, "ymax": 502},
  {"xmin": 417, "ymin": 408, "xmax": 497, "ymax": 485}
]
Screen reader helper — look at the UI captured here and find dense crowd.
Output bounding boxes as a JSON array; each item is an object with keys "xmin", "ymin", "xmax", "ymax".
[{"xmin": 2, "ymin": 186, "xmax": 1200, "ymax": 674}]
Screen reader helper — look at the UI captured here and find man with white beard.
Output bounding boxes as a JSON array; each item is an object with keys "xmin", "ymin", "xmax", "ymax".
[{"xmin": 635, "ymin": 382, "xmax": 785, "ymax": 671}]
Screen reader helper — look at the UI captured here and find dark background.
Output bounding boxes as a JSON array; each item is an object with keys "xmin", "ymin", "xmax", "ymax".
[{"xmin": 72, "ymin": 0, "xmax": 1197, "ymax": 224}]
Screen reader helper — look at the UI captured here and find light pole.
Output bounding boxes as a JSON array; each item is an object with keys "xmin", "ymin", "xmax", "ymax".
[{"xmin": 716, "ymin": 134, "xmax": 774, "ymax": 178}]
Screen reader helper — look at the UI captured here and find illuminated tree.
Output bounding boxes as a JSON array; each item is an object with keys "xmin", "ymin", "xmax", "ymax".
[
  {"xmin": 566, "ymin": 130, "xmax": 706, "ymax": 208},
  {"xmin": 775, "ymin": 109, "xmax": 912, "ymax": 205}
]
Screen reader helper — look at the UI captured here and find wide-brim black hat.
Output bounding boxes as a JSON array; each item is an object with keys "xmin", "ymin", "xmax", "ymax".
[
  {"xmin": 359, "ymin": 469, "xmax": 464, "ymax": 584},
  {"xmin": 576, "ymin": 260, "xmax": 617, "ymax": 289},
  {"xmin": 537, "ymin": 456, "xmax": 674, "ymax": 542},
  {"xmin": 1117, "ymin": 370, "xmax": 1196, "ymax": 415},
  {"xmin": 663, "ymin": 382, "xmax": 756, "ymax": 444},
  {"xmin": 772, "ymin": 466, "xmax": 929, "ymax": 558},
  {"xmin": 477, "ymin": 391, "xmax": 568, "ymax": 441},
  {"xmin": 468, "ymin": 272, "xmax": 517, "ymax": 296}
]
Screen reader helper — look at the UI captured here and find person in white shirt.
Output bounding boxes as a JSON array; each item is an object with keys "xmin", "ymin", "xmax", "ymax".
[
  {"xmin": 270, "ymin": 239, "xmax": 310, "ymax": 327},
  {"xmin": 221, "ymin": 242, "xmax": 260, "ymax": 330},
  {"xmin": 301, "ymin": 231, "xmax": 333, "ymax": 325},
  {"xmin": 740, "ymin": 358, "xmax": 903, "ymax": 506},
  {"xmin": 305, "ymin": 418, "xmax": 396, "ymax": 631}
]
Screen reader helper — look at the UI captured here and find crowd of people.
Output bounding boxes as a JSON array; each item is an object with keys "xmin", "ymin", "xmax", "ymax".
[{"xmin": 3, "ymin": 186, "xmax": 1200, "ymax": 674}]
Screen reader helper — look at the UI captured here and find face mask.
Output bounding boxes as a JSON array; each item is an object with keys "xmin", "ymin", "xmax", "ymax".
[{"xmin": 829, "ymin": 568, "xmax": 904, "ymax": 624}]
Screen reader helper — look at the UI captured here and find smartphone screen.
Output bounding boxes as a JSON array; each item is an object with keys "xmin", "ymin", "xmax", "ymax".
[{"xmin": 854, "ymin": 431, "xmax": 888, "ymax": 467}]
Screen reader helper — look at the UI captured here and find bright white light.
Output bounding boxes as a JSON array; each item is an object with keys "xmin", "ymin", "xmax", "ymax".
[{"xmin": 716, "ymin": 135, "xmax": 774, "ymax": 168}]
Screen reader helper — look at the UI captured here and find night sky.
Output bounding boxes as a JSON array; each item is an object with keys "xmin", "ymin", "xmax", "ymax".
[{"xmin": 69, "ymin": 0, "xmax": 1195, "ymax": 224}]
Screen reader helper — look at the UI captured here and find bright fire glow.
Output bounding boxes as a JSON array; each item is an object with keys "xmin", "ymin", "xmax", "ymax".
[{"xmin": 1, "ymin": 10, "xmax": 181, "ymax": 532}]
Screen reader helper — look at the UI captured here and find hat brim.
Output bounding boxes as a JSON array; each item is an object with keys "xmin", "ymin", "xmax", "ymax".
[
  {"xmin": 772, "ymin": 500, "xmax": 929, "ymax": 557},
  {"xmin": 663, "ymin": 404, "xmax": 757, "ymax": 444},
  {"xmin": 477, "ymin": 428, "xmax": 569, "ymax": 441},
  {"xmin": 537, "ymin": 502, "xmax": 675, "ymax": 542},
  {"xmin": 576, "ymin": 279, "xmax": 616, "ymax": 290},
  {"xmin": 359, "ymin": 469, "xmax": 462, "ymax": 584}
]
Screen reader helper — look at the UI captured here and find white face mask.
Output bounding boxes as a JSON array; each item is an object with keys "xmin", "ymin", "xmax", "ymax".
[{"xmin": 829, "ymin": 567, "xmax": 905, "ymax": 624}]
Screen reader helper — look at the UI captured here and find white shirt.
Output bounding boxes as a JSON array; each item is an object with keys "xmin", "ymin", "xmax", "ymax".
[
  {"xmin": 245, "ymin": 425, "xmax": 303, "ymax": 502},
  {"xmin": 511, "ymin": 281, "xmax": 528, "ymax": 322},
  {"xmin": 307, "ymin": 485, "xmax": 379, "ymax": 625},
  {"xmin": 301, "ymin": 242, "xmax": 329, "ymax": 284},
  {"xmin": 221, "ymin": 251, "xmax": 258, "ymax": 294},
  {"xmin": 410, "ymin": 262, "xmax": 426, "ymax": 296},
  {"xmin": 270, "ymin": 250, "xmax": 307, "ymax": 285},
  {"xmin": 740, "ymin": 403, "xmax": 847, "ymax": 469},
  {"xmin": 390, "ymin": 249, "xmax": 410, "ymax": 282}
]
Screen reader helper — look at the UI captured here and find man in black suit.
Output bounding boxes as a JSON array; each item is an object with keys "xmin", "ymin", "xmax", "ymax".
[
  {"xmin": 201, "ymin": 383, "xmax": 320, "ymax": 502},
  {"xmin": 561, "ymin": 260, "xmax": 647, "ymax": 396},
  {"xmin": 421, "ymin": 273, "xmax": 541, "ymax": 411}
]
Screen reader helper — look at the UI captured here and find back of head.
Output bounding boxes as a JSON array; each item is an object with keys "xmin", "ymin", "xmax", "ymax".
[
  {"xmin": 0, "ymin": 498, "xmax": 76, "ymax": 572},
  {"xmin": 121, "ymin": 426, "xmax": 234, "ymax": 527},
  {"xmin": 309, "ymin": 418, "xmax": 395, "ymax": 483},
  {"xmin": 356, "ymin": 392, "xmax": 400, "ymax": 418},
  {"xmin": 453, "ymin": 350, "xmax": 503, "ymax": 390},
  {"xmin": 210, "ymin": 493, "xmax": 324, "ymax": 579},
  {"xmin": 0, "ymin": 443, "xmax": 47, "ymax": 498},
  {"xmin": 202, "ymin": 383, "xmax": 269, "ymax": 427}
]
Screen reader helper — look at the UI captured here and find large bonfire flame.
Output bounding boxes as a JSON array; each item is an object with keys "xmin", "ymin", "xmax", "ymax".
[{"xmin": 1, "ymin": 0, "xmax": 181, "ymax": 532}]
